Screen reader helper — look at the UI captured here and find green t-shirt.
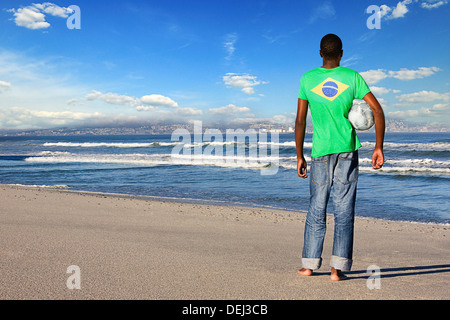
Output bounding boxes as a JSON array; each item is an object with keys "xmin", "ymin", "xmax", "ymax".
[{"xmin": 298, "ymin": 66, "xmax": 371, "ymax": 158}]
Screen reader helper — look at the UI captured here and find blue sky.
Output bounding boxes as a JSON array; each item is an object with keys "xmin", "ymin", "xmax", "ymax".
[{"xmin": 0, "ymin": 0, "xmax": 449, "ymax": 129}]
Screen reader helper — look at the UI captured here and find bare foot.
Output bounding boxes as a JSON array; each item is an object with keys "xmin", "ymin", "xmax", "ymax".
[
  {"xmin": 330, "ymin": 267, "xmax": 347, "ymax": 281},
  {"xmin": 297, "ymin": 268, "xmax": 313, "ymax": 277}
]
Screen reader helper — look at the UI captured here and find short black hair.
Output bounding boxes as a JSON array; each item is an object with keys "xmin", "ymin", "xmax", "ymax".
[{"xmin": 320, "ymin": 34, "xmax": 343, "ymax": 59}]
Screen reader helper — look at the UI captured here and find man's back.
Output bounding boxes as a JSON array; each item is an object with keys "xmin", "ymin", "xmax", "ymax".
[{"xmin": 298, "ymin": 66, "xmax": 370, "ymax": 158}]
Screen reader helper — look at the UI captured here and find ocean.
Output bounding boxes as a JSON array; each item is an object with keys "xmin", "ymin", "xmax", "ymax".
[{"xmin": 0, "ymin": 131, "xmax": 449, "ymax": 224}]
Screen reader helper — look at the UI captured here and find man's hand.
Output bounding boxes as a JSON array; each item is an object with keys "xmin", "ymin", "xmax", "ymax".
[
  {"xmin": 372, "ymin": 148, "xmax": 384, "ymax": 170},
  {"xmin": 297, "ymin": 157, "xmax": 308, "ymax": 178},
  {"xmin": 295, "ymin": 99, "xmax": 309, "ymax": 179},
  {"xmin": 363, "ymin": 92, "xmax": 385, "ymax": 170}
]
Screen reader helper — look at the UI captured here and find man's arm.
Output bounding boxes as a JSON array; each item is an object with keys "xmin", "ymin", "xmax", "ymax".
[
  {"xmin": 295, "ymin": 98, "xmax": 309, "ymax": 178},
  {"xmin": 363, "ymin": 92, "xmax": 385, "ymax": 169}
]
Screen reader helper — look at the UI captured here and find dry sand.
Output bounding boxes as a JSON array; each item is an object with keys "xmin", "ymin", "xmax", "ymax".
[{"xmin": 0, "ymin": 184, "xmax": 448, "ymax": 300}]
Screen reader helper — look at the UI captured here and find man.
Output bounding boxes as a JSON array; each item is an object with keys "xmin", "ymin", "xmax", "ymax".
[{"xmin": 295, "ymin": 34, "xmax": 385, "ymax": 281}]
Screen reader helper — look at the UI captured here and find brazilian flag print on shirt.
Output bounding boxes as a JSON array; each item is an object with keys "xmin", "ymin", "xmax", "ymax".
[{"xmin": 298, "ymin": 66, "xmax": 371, "ymax": 158}]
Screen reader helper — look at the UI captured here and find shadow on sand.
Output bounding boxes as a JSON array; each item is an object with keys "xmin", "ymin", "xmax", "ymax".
[{"xmin": 347, "ymin": 264, "xmax": 450, "ymax": 279}]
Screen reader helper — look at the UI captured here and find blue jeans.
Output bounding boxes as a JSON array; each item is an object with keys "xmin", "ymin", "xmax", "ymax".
[{"xmin": 302, "ymin": 151, "xmax": 358, "ymax": 272}]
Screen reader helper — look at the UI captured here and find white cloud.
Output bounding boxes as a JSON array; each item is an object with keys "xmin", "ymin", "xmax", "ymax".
[
  {"xmin": 85, "ymin": 91, "xmax": 180, "ymax": 109},
  {"xmin": 223, "ymin": 73, "xmax": 268, "ymax": 95},
  {"xmin": 379, "ymin": 5, "xmax": 392, "ymax": 19},
  {"xmin": 0, "ymin": 49, "xmax": 205, "ymax": 129},
  {"xmin": 376, "ymin": 97, "xmax": 389, "ymax": 109},
  {"xmin": 309, "ymin": 1, "xmax": 336, "ymax": 23},
  {"xmin": 0, "ymin": 50, "xmax": 96, "ymax": 123},
  {"xmin": 209, "ymin": 104, "xmax": 251, "ymax": 116},
  {"xmin": 379, "ymin": 0, "xmax": 448, "ymax": 21},
  {"xmin": 8, "ymin": 3, "xmax": 72, "ymax": 30},
  {"xmin": 135, "ymin": 106, "xmax": 203, "ymax": 123},
  {"xmin": 224, "ymin": 33, "xmax": 238, "ymax": 61},
  {"xmin": 66, "ymin": 98, "xmax": 81, "ymax": 106},
  {"xmin": 135, "ymin": 105, "xmax": 155, "ymax": 112},
  {"xmin": 241, "ymin": 87, "xmax": 256, "ymax": 95},
  {"xmin": 136, "ymin": 105, "xmax": 201, "ymax": 116},
  {"xmin": 395, "ymin": 90, "xmax": 450, "ymax": 105},
  {"xmin": 28, "ymin": 109, "xmax": 102, "ymax": 120},
  {"xmin": 228, "ymin": 117, "xmax": 258, "ymax": 125},
  {"xmin": 85, "ymin": 90, "xmax": 102, "ymax": 101},
  {"xmin": 370, "ymin": 86, "xmax": 401, "ymax": 96},
  {"xmin": 390, "ymin": 0, "xmax": 413, "ymax": 19},
  {"xmin": 39, "ymin": 3, "xmax": 71, "ymax": 18},
  {"xmin": 102, "ymin": 93, "xmax": 137, "ymax": 106},
  {"xmin": 226, "ymin": 113, "xmax": 295, "ymax": 126},
  {"xmin": 0, "ymin": 50, "xmax": 58, "ymax": 83},
  {"xmin": 0, "ymin": 107, "xmax": 132, "ymax": 129},
  {"xmin": 389, "ymin": 109, "xmax": 420, "ymax": 118},
  {"xmin": 360, "ymin": 69, "xmax": 389, "ymax": 85},
  {"xmin": 379, "ymin": 0, "xmax": 413, "ymax": 20},
  {"xmin": 360, "ymin": 67, "xmax": 441, "ymax": 84},
  {"xmin": 8, "ymin": 7, "xmax": 50, "ymax": 30},
  {"xmin": 271, "ymin": 114, "xmax": 295, "ymax": 124},
  {"xmin": 223, "ymin": 73, "xmax": 258, "ymax": 88},
  {"xmin": 0, "ymin": 80, "xmax": 11, "ymax": 93},
  {"xmin": 341, "ymin": 55, "xmax": 360, "ymax": 68},
  {"xmin": 83, "ymin": 91, "xmax": 203, "ymax": 118},
  {"xmin": 85, "ymin": 91, "xmax": 137, "ymax": 106},
  {"xmin": 388, "ymin": 103, "xmax": 450, "ymax": 121},
  {"xmin": 388, "ymin": 67, "xmax": 441, "ymax": 80},
  {"xmin": 177, "ymin": 107, "xmax": 203, "ymax": 116},
  {"xmin": 140, "ymin": 94, "xmax": 179, "ymax": 108},
  {"xmin": 80, "ymin": 89, "xmax": 204, "ymax": 121},
  {"xmin": 421, "ymin": 0, "xmax": 448, "ymax": 9},
  {"xmin": 431, "ymin": 103, "xmax": 450, "ymax": 111}
]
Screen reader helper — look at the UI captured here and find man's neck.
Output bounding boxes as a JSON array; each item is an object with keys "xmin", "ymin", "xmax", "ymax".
[{"xmin": 322, "ymin": 59, "xmax": 340, "ymax": 69}]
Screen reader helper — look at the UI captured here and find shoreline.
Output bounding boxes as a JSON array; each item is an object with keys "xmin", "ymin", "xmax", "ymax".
[
  {"xmin": 3, "ymin": 183, "xmax": 449, "ymax": 226},
  {"xmin": 0, "ymin": 184, "xmax": 448, "ymax": 300}
]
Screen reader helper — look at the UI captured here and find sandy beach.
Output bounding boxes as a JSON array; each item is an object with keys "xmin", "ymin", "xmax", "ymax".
[{"xmin": 0, "ymin": 184, "xmax": 448, "ymax": 300}]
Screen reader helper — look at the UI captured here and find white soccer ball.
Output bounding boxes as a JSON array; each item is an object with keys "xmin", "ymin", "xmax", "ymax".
[{"xmin": 348, "ymin": 100, "xmax": 374, "ymax": 131}]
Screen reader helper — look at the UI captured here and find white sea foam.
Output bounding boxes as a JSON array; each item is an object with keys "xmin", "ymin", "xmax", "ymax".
[
  {"xmin": 42, "ymin": 140, "xmax": 449, "ymax": 152},
  {"xmin": 8, "ymin": 183, "xmax": 69, "ymax": 189},
  {"xmin": 359, "ymin": 157, "xmax": 450, "ymax": 167},
  {"xmin": 25, "ymin": 152, "xmax": 279, "ymax": 170},
  {"xmin": 26, "ymin": 151, "xmax": 449, "ymax": 175},
  {"xmin": 43, "ymin": 142, "xmax": 179, "ymax": 148},
  {"xmin": 181, "ymin": 141, "xmax": 238, "ymax": 148},
  {"xmin": 360, "ymin": 141, "xmax": 450, "ymax": 151},
  {"xmin": 359, "ymin": 166, "xmax": 450, "ymax": 174},
  {"xmin": 38, "ymin": 151, "xmax": 71, "ymax": 156},
  {"xmin": 288, "ymin": 140, "xmax": 449, "ymax": 152},
  {"xmin": 30, "ymin": 138, "xmax": 450, "ymax": 177},
  {"xmin": 275, "ymin": 163, "xmax": 450, "ymax": 175},
  {"xmin": 42, "ymin": 140, "xmax": 312, "ymax": 149},
  {"xmin": 257, "ymin": 140, "xmax": 448, "ymax": 152}
]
